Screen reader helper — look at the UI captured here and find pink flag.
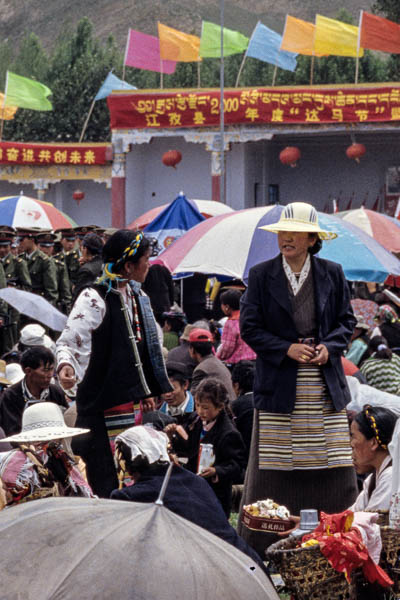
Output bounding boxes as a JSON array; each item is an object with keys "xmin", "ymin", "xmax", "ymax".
[{"xmin": 124, "ymin": 29, "xmax": 176, "ymax": 74}]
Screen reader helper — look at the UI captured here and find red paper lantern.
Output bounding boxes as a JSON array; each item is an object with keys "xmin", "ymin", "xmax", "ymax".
[
  {"xmin": 73, "ymin": 189, "xmax": 85, "ymax": 205},
  {"xmin": 279, "ymin": 146, "xmax": 301, "ymax": 168},
  {"xmin": 346, "ymin": 143, "xmax": 366, "ymax": 163},
  {"xmin": 162, "ymin": 150, "xmax": 182, "ymax": 169}
]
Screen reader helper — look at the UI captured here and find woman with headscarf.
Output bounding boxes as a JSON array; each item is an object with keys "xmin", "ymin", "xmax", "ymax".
[
  {"xmin": 371, "ymin": 304, "xmax": 400, "ymax": 351},
  {"xmin": 238, "ymin": 202, "xmax": 358, "ymax": 556},
  {"xmin": 360, "ymin": 336, "xmax": 400, "ymax": 395},
  {"xmin": 56, "ymin": 230, "xmax": 172, "ymax": 497}
]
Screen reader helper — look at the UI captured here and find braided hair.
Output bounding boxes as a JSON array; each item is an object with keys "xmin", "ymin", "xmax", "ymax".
[{"xmin": 355, "ymin": 405, "xmax": 397, "ymax": 451}]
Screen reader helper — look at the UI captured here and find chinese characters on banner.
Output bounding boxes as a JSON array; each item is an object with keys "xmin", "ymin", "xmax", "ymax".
[
  {"xmin": 108, "ymin": 86, "xmax": 400, "ymax": 129},
  {"xmin": 0, "ymin": 142, "xmax": 112, "ymax": 166}
]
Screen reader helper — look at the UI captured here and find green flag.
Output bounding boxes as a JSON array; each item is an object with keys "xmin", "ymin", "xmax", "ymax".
[
  {"xmin": 199, "ymin": 21, "xmax": 249, "ymax": 57},
  {"xmin": 4, "ymin": 71, "xmax": 53, "ymax": 111}
]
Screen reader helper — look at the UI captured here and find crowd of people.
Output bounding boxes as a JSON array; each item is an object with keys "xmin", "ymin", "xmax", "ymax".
[{"xmin": 0, "ymin": 203, "xmax": 399, "ymax": 595}]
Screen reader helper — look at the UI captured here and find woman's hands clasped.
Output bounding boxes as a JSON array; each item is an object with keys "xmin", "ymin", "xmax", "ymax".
[{"xmin": 287, "ymin": 343, "xmax": 329, "ymax": 365}]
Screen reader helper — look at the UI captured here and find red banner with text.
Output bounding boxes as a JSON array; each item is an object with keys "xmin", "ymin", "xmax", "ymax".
[
  {"xmin": 0, "ymin": 142, "xmax": 112, "ymax": 166},
  {"xmin": 108, "ymin": 85, "xmax": 400, "ymax": 130}
]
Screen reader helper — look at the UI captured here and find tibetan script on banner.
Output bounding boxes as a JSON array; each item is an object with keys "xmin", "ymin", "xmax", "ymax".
[
  {"xmin": 0, "ymin": 142, "xmax": 112, "ymax": 166},
  {"xmin": 108, "ymin": 85, "xmax": 400, "ymax": 129}
]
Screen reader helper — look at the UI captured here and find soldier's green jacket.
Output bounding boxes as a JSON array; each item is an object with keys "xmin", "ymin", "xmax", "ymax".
[
  {"xmin": 1, "ymin": 253, "xmax": 32, "ymax": 290},
  {"xmin": 22, "ymin": 249, "xmax": 58, "ymax": 305},
  {"xmin": 53, "ymin": 253, "xmax": 72, "ymax": 310},
  {"xmin": 63, "ymin": 249, "xmax": 80, "ymax": 286}
]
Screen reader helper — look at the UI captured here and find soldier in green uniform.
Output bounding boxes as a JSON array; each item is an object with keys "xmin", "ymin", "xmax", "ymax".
[
  {"xmin": 17, "ymin": 228, "xmax": 58, "ymax": 306},
  {"xmin": 37, "ymin": 232, "xmax": 72, "ymax": 314},
  {"xmin": 55, "ymin": 228, "xmax": 80, "ymax": 288},
  {"xmin": 0, "ymin": 226, "xmax": 32, "ymax": 347}
]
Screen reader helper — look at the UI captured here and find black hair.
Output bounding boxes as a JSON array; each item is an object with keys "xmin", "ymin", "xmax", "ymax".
[
  {"xmin": 21, "ymin": 347, "xmax": 54, "ymax": 370},
  {"xmin": 355, "ymin": 405, "xmax": 397, "ymax": 449},
  {"xmin": 368, "ymin": 335, "xmax": 392, "ymax": 360},
  {"xmin": 189, "ymin": 341, "xmax": 213, "ymax": 357},
  {"xmin": 195, "ymin": 377, "xmax": 234, "ymax": 420},
  {"xmin": 195, "ymin": 377, "xmax": 228, "ymax": 409},
  {"xmin": 231, "ymin": 360, "xmax": 255, "ymax": 394},
  {"xmin": 220, "ymin": 289, "xmax": 242, "ymax": 310},
  {"xmin": 308, "ymin": 234, "xmax": 322, "ymax": 255},
  {"xmin": 102, "ymin": 229, "xmax": 152, "ymax": 271}
]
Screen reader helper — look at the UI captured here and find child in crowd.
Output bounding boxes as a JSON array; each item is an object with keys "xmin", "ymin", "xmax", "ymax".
[
  {"xmin": 166, "ymin": 377, "xmax": 246, "ymax": 517},
  {"xmin": 216, "ymin": 289, "xmax": 256, "ymax": 367}
]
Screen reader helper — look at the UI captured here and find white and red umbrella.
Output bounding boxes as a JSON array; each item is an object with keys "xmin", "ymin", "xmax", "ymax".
[
  {"xmin": 128, "ymin": 199, "xmax": 234, "ymax": 229},
  {"xmin": 338, "ymin": 207, "xmax": 400, "ymax": 253},
  {"xmin": 155, "ymin": 205, "xmax": 400, "ymax": 283},
  {"xmin": 0, "ymin": 195, "xmax": 76, "ymax": 229}
]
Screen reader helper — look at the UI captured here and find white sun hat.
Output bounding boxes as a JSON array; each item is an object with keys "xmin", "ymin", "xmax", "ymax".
[
  {"xmin": 259, "ymin": 202, "xmax": 337, "ymax": 240},
  {"xmin": 2, "ymin": 402, "xmax": 89, "ymax": 443},
  {"xmin": 19, "ymin": 324, "xmax": 55, "ymax": 351},
  {"xmin": 5, "ymin": 362, "xmax": 24, "ymax": 385}
]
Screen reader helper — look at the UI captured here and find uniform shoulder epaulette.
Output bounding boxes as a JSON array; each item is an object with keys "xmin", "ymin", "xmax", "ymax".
[{"xmin": 17, "ymin": 258, "xmax": 22, "ymax": 263}]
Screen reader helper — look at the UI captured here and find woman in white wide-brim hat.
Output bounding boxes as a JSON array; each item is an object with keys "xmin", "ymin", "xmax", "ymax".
[
  {"xmin": 0, "ymin": 403, "xmax": 93, "ymax": 507},
  {"xmin": 238, "ymin": 202, "xmax": 358, "ymax": 556}
]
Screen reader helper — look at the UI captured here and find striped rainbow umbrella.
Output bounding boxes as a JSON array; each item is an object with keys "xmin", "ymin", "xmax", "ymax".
[
  {"xmin": 0, "ymin": 195, "xmax": 76, "ymax": 229},
  {"xmin": 155, "ymin": 205, "xmax": 400, "ymax": 283},
  {"xmin": 337, "ymin": 207, "xmax": 400, "ymax": 253}
]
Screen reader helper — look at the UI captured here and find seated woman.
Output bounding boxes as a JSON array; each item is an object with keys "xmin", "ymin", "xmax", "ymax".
[
  {"xmin": 350, "ymin": 404, "xmax": 398, "ymax": 512},
  {"xmin": 0, "ymin": 402, "xmax": 93, "ymax": 507},
  {"xmin": 110, "ymin": 425, "xmax": 265, "ymax": 571},
  {"xmin": 360, "ymin": 336, "xmax": 400, "ymax": 395}
]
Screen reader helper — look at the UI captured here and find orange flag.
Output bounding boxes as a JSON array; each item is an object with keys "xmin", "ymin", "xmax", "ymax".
[
  {"xmin": 281, "ymin": 15, "xmax": 325, "ymax": 57},
  {"xmin": 158, "ymin": 23, "xmax": 201, "ymax": 62},
  {"xmin": 360, "ymin": 11, "xmax": 400, "ymax": 54},
  {"xmin": 0, "ymin": 92, "xmax": 17, "ymax": 120}
]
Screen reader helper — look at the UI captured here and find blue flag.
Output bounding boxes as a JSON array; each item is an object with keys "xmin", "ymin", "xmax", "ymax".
[
  {"xmin": 94, "ymin": 72, "xmax": 136, "ymax": 101},
  {"xmin": 246, "ymin": 22, "xmax": 297, "ymax": 71}
]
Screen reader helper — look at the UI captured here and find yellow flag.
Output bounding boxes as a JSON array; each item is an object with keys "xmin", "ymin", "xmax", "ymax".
[
  {"xmin": 0, "ymin": 92, "xmax": 17, "ymax": 120},
  {"xmin": 158, "ymin": 23, "xmax": 201, "ymax": 62},
  {"xmin": 281, "ymin": 15, "xmax": 325, "ymax": 57},
  {"xmin": 314, "ymin": 15, "xmax": 364, "ymax": 57}
]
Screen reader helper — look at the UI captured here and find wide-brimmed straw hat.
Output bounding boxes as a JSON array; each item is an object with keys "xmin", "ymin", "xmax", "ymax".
[
  {"xmin": 259, "ymin": 202, "xmax": 337, "ymax": 240},
  {"xmin": 2, "ymin": 403, "xmax": 89, "ymax": 443}
]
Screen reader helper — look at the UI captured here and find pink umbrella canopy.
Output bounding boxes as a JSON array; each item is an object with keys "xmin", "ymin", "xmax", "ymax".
[
  {"xmin": 128, "ymin": 199, "xmax": 234, "ymax": 229},
  {"xmin": 338, "ymin": 207, "xmax": 400, "ymax": 253}
]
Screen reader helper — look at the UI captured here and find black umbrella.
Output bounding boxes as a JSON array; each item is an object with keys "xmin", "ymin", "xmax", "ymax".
[{"xmin": 0, "ymin": 496, "xmax": 278, "ymax": 599}]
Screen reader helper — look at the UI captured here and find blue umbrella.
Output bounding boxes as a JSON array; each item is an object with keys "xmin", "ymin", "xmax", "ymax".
[
  {"xmin": 144, "ymin": 192, "xmax": 205, "ymax": 252},
  {"xmin": 157, "ymin": 205, "xmax": 400, "ymax": 283}
]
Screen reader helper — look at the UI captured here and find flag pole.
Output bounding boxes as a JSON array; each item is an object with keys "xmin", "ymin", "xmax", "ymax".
[
  {"xmin": 79, "ymin": 99, "xmax": 96, "ymax": 143},
  {"xmin": 355, "ymin": 10, "xmax": 363, "ymax": 84},
  {"xmin": 220, "ymin": 0, "xmax": 225, "ymax": 204},
  {"xmin": 0, "ymin": 72, "xmax": 9, "ymax": 142},
  {"xmin": 122, "ymin": 30, "xmax": 131, "ymax": 81},
  {"xmin": 272, "ymin": 65, "xmax": 278, "ymax": 86},
  {"xmin": 310, "ymin": 54, "xmax": 315, "ymax": 85}
]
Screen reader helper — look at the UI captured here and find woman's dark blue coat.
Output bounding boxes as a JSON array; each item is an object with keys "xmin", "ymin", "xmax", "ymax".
[{"xmin": 240, "ymin": 254, "xmax": 356, "ymax": 413}]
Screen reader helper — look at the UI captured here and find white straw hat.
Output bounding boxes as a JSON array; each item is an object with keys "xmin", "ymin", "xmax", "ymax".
[
  {"xmin": 259, "ymin": 202, "xmax": 337, "ymax": 240},
  {"xmin": 2, "ymin": 402, "xmax": 89, "ymax": 443}
]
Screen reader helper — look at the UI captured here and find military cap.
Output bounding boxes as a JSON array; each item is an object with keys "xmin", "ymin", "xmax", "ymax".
[
  {"xmin": 0, "ymin": 226, "xmax": 15, "ymax": 245},
  {"xmin": 54, "ymin": 227, "xmax": 76, "ymax": 241},
  {"xmin": 36, "ymin": 232, "xmax": 56, "ymax": 246},
  {"xmin": 73, "ymin": 225, "xmax": 98, "ymax": 239},
  {"xmin": 16, "ymin": 227, "xmax": 44, "ymax": 239}
]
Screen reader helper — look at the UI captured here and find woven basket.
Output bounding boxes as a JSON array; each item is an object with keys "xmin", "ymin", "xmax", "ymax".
[
  {"xmin": 380, "ymin": 526, "xmax": 400, "ymax": 595},
  {"xmin": 266, "ymin": 536, "xmax": 358, "ymax": 600}
]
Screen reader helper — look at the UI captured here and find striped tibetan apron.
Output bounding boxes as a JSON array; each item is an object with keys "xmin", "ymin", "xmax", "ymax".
[
  {"xmin": 104, "ymin": 401, "xmax": 140, "ymax": 453},
  {"xmin": 258, "ymin": 364, "xmax": 353, "ymax": 471}
]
